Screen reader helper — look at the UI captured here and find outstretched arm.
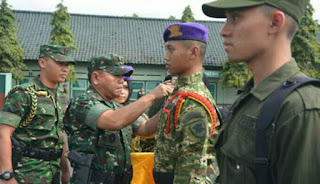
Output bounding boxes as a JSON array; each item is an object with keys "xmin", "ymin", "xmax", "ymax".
[
  {"xmin": 97, "ymin": 83, "xmax": 174, "ymax": 130},
  {"xmin": 135, "ymin": 112, "xmax": 161, "ymax": 137}
]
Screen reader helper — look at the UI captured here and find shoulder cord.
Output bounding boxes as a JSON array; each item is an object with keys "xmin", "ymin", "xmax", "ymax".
[
  {"xmin": 19, "ymin": 87, "xmax": 56, "ymax": 128},
  {"xmin": 163, "ymin": 91, "xmax": 217, "ymax": 136}
]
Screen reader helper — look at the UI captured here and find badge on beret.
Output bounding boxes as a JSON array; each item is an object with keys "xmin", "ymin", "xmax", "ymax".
[{"xmin": 169, "ymin": 25, "xmax": 183, "ymax": 38}]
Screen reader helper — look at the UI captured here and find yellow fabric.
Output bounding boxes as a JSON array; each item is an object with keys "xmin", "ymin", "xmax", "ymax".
[{"xmin": 131, "ymin": 152, "xmax": 155, "ymax": 184}]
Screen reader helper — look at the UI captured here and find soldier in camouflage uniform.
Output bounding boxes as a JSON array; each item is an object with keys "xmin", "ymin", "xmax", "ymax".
[
  {"xmin": 64, "ymin": 53, "xmax": 174, "ymax": 184},
  {"xmin": 153, "ymin": 23, "xmax": 221, "ymax": 184},
  {"xmin": 0, "ymin": 44, "xmax": 75, "ymax": 184}
]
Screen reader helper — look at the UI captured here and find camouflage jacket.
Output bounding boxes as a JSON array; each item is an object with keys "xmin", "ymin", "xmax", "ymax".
[
  {"xmin": 64, "ymin": 86, "xmax": 144, "ymax": 173},
  {"xmin": 0, "ymin": 76, "xmax": 68, "ymax": 183},
  {"xmin": 154, "ymin": 72, "xmax": 220, "ymax": 184}
]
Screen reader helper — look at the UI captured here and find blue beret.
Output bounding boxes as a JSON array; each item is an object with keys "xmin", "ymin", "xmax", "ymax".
[{"xmin": 163, "ymin": 23, "xmax": 208, "ymax": 44}]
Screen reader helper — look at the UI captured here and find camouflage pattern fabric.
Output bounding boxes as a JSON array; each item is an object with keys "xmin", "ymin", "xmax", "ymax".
[
  {"xmin": 154, "ymin": 72, "xmax": 220, "ymax": 184},
  {"xmin": 87, "ymin": 53, "xmax": 133, "ymax": 76},
  {"xmin": 39, "ymin": 44, "xmax": 75, "ymax": 64},
  {"xmin": 0, "ymin": 76, "xmax": 68, "ymax": 183},
  {"xmin": 64, "ymin": 86, "xmax": 143, "ymax": 175}
]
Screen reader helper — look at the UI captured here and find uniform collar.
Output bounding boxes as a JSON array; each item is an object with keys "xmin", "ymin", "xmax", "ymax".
[
  {"xmin": 33, "ymin": 75, "xmax": 57, "ymax": 95},
  {"xmin": 177, "ymin": 72, "xmax": 203, "ymax": 89},
  {"xmin": 87, "ymin": 85, "xmax": 114, "ymax": 107},
  {"xmin": 238, "ymin": 58, "xmax": 300, "ymax": 101}
]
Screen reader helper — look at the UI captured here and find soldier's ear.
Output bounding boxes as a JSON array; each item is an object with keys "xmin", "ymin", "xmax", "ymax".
[
  {"xmin": 269, "ymin": 10, "xmax": 285, "ymax": 35},
  {"xmin": 91, "ymin": 71, "xmax": 102, "ymax": 85},
  {"xmin": 190, "ymin": 45, "xmax": 200, "ymax": 59},
  {"xmin": 38, "ymin": 58, "xmax": 46, "ymax": 69},
  {"xmin": 91, "ymin": 71, "xmax": 98, "ymax": 85}
]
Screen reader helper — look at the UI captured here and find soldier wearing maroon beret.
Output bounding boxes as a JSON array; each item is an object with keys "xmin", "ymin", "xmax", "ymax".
[{"xmin": 153, "ymin": 23, "xmax": 222, "ymax": 184}]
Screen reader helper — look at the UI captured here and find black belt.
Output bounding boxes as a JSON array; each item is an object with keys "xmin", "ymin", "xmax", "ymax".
[
  {"xmin": 23, "ymin": 148, "xmax": 62, "ymax": 161},
  {"xmin": 90, "ymin": 169, "xmax": 132, "ymax": 184},
  {"xmin": 153, "ymin": 169, "xmax": 174, "ymax": 184}
]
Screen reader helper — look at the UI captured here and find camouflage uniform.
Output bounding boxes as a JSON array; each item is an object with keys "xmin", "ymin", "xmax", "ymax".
[
  {"xmin": 0, "ymin": 44, "xmax": 74, "ymax": 183},
  {"xmin": 64, "ymin": 53, "xmax": 137, "ymax": 184},
  {"xmin": 154, "ymin": 72, "xmax": 220, "ymax": 184},
  {"xmin": 64, "ymin": 86, "xmax": 145, "ymax": 183}
]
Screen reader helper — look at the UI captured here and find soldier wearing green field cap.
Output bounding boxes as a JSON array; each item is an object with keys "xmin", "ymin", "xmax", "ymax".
[
  {"xmin": 202, "ymin": 0, "xmax": 320, "ymax": 184},
  {"xmin": 64, "ymin": 53, "xmax": 174, "ymax": 184},
  {"xmin": 0, "ymin": 44, "xmax": 75, "ymax": 183}
]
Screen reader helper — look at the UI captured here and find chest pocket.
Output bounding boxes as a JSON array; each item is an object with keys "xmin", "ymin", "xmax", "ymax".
[
  {"xmin": 26, "ymin": 94, "xmax": 57, "ymax": 131},
  {"xmin": 97, "ymin": 131, "xmax": 120, "ymax": 150},
  {"xmin": 220, "ymin": 114, "xmax": 257, "ymax": 167}
]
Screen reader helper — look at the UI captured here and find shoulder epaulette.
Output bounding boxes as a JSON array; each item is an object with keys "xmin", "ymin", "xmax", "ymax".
[
  {"xmin": 163, "ymin": 91, "xmax": 217, "ymax": 136},
  {"xmin": 6, "ymin": 85, "xmax": 21, "ymax": 97},
  {"xmin": 7, "ymin": 83, "xmax": 34, "ymax": 96}
]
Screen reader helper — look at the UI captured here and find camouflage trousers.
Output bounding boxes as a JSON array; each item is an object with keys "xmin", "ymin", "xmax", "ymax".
[{"xmin": 14, "ymin": 157, "xmax": 60, "ymax": 184}]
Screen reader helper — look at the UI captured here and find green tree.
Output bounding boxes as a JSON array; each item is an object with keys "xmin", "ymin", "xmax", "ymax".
[
  {"xmin": 132, "ymin": 13, "xmax": 139, "ymax": 18},
  {"xmin": 219, "ymin": 61, "xmax": 251, "ymax": 88},
  {"xmin": 0, "ymin": 0, "xmax": 25, "ymax": 80},
  {"xmin": 168, "ymin": 15, "xmax": 176, "ymax": 20},
  {"xmin": 181, "ymin": 5, "xmax": 195, "ymax": 23},
  {"xmin": 50, "ymin": 2, "xmax": 77, "ymax": 83},
  {"xmin": 292, "ymin": 1, "xmax": 320, "ymax": 78}
]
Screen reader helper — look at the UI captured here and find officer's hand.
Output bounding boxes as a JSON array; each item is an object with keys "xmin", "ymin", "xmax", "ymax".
[
  {"xmin": 164, "ymin": 76, "xmax": 177, "ymax": 86},
  {"xmin": 149, "ymin": 83, "xmax": 174, "ymax": 100},
  {"xmin": 0, "ymin": 178, "xmax": 18, "ymax": 184}
]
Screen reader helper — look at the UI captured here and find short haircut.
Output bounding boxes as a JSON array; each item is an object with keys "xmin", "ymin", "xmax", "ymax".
[
  {"xmin": 262, "ymin": 5, "xmax": 299, "ymax": 40},
  {"xmin": 87, "ymin": 70, "xmax": 104, "ymax": 84},
  {"xmin": 87, "ymin": 71, "xmax": 93, "ymax": 83},
  {"xmin": 182, "ymin": 40, "xmax": 207, "ymax": 58}
]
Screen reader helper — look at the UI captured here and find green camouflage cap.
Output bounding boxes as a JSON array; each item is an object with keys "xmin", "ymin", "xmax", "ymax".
[
  {"xmin": 87, "ymin": 53, "xmax": 133, "ymax": 76},
  {"xmin": 202, "ymin": 0, "xmax": 307, "ymax": 23},
  {"xmin": 39, "ymin": 44, "xmax": 76, "ymax": 64}
]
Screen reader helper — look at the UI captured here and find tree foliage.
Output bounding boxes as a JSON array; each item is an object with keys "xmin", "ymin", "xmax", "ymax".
[
  {"xmin": 292, "ymin": 1, "xmax": 320, "ymax": 78},
  {"xmin": 132, "ymin": 13, "xmax": 139, "ymax": 18},
  {"xmin": 50, "ymin": 3, "xmax": 77, "ymax": 83},
  {"xmin": 219, "ymin": 2, "xmax": 320, "ymax": 88},
  {"xmin": 0, "ymin": 0, "xmax": 25, "ymax": 80},
  {"xmin": 168, "ymin": 15, "xmax": 176, "ymax": 20},
  {"xmin": 181, "ymin": 5, "xmax": 195, "ymax": 23},
  {"xmin": 219, "ymin": 61, "xmax": 252, "ymax": 88}
]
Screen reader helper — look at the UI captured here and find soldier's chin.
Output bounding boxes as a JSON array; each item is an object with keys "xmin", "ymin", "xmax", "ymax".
[{"xmin": 58, "ymin": 77, "xmax": 67, "ymax": 83}]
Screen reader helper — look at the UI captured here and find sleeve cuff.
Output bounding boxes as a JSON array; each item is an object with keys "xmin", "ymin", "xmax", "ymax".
[
  {"xmin": 85, "ymin": 103, "xmax": 109, "ymax": 130},
  {"xmin": 0, "ymin": 111, "xmax": 22, "ymax": 128}
]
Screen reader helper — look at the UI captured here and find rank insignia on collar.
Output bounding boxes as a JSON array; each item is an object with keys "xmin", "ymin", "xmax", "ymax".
[{"xmin": 169, "ymin": 25, "xmax": 183, "ymax": 38}]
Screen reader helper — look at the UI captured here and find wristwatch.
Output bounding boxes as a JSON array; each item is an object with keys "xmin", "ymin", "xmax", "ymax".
[{"xmin": 0, "ymin": 171, "xmax": 14, "ymax": 180}]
